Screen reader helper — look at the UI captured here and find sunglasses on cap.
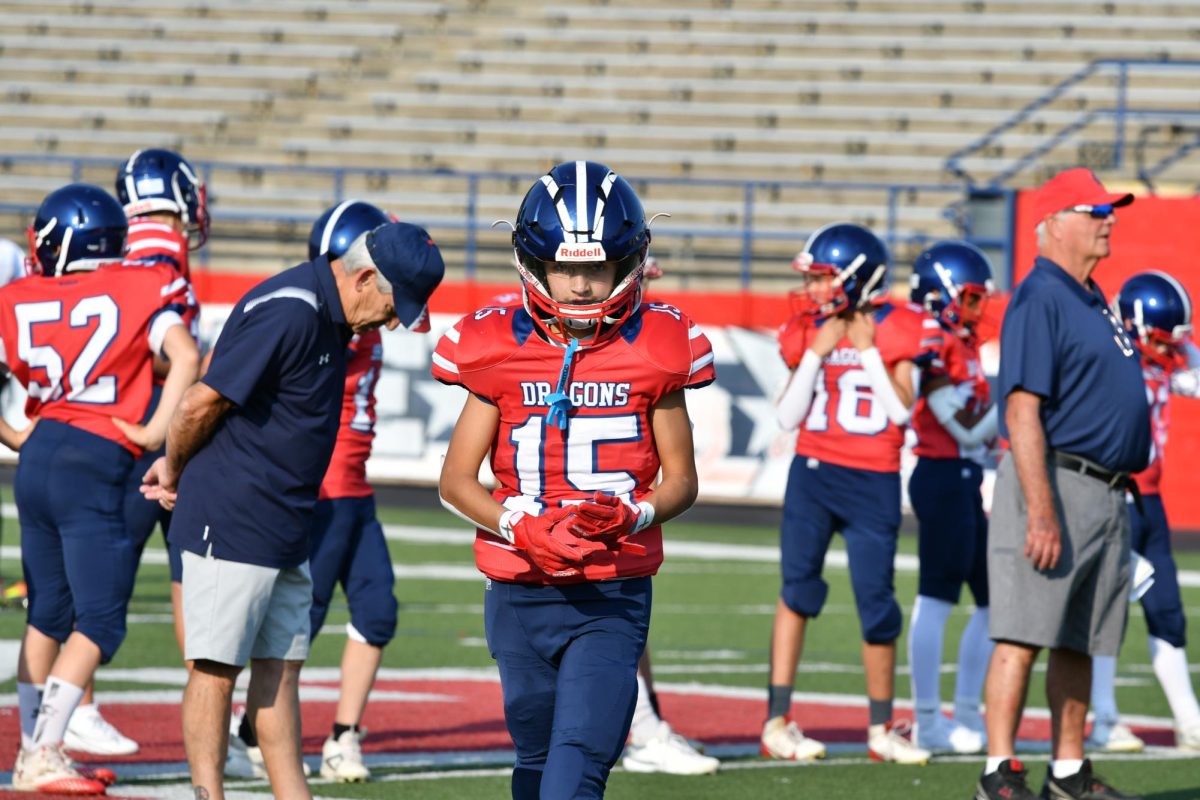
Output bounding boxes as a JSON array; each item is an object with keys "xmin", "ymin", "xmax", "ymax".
[{"xmin": 1065, "ymin": 204, "xmax": 1115, "ymax": 219}]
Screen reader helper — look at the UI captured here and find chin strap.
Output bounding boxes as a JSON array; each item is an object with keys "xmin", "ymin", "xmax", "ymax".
[{"xmin": 545, "ymin": 336, "xmax": 580, "ymax": 430}]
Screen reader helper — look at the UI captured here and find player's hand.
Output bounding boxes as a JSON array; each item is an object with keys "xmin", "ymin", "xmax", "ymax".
[
  {"xmin": 846, "ymin": 311, "xmax": 876, "ymax": 351},
  {"xmin": 112, "ymin": 417, "xmax": 165, "ymax": 452},
  {"xmin": 507, "ymin": 507, "xmax": 593, "ymax": 576},
  {"xmin": 1024, "ymin": 512, "xmax": 1062, "ymax": 571},
  {"xmin": 140, "ymin": 456, "xmax": 179, "ymax": 511},
  {"xmin": 570, "ymin": 492, "xmax": 639, "ymax": 544},
  {"xmin": 810, "ymin": 316, "xmax": 847, "ymax": 357}
]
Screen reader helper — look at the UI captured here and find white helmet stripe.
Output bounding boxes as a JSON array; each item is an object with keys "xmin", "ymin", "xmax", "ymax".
[
  {"xmin": 831, "ymin": 252, "xmax": 867, "ymax": 288},
  {"xmin": 319, "ymin": 199, "xmax": 359, "ymax": 256},
  {"xmin": 594, "ymin": 169, "xmax": 616, "ymax": 241},
  {"xmin": 541, "ymin": 174, "xmax": 576, "ymax": 244},
  {"xmin": 860, "ymin": 264, "xmax": 886, "ymax": 300},
  {"xmin": 574, "ymin": 160, "xmax": 588, "ymax": 244},
  {"xmin": 932, "ymin": 260, "xmax": 959, "ymax": 300},
  {"xmin": 56, "ymin": 226, "xmax": 72, "ymax": 275},
  {"xmin": 123, "ymin": 149, "xmax": 144, "ymax": 206},
  {"xmin": 171, "ymin": 172, "xmax": 190, "ymax": 226}
]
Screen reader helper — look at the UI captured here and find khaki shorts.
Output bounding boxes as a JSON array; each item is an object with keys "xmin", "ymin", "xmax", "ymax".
[
  {"xmin": 988, "ymin": 454, "xmax": 1131, "ymax": 656},
  {"xmin": 182, "ymin": 549, "xmax": 312, "ymax": 666}
]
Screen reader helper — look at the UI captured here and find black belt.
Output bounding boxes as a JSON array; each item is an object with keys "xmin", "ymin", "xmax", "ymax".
[{"xmin": 1053, "ymin": 452, "xmax": 1143, "ymax": 513}]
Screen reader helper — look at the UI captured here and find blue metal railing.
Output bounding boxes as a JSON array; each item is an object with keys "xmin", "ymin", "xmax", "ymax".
[
  {"xmin": 0, "ymin": 153, "xmax": 968, "ymax": 288},
  {"xmin": 945, "ymin": 58, "xmax": 1200, "ymax": 189}
]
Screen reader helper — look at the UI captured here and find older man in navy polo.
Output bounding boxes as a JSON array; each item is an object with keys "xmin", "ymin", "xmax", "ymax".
[
  {"xmin": 143, "ymin": 222, "xmax": 444, "ymax": 800},
  {"xmin": 974, "ymin": 169, "xmax": 1149, "ymax": 800}
]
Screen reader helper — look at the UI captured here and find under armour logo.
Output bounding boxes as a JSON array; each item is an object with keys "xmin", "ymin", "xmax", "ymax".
[{"xmin": 319, "ymin": 353, "xmax": 330, "ymax": 365}]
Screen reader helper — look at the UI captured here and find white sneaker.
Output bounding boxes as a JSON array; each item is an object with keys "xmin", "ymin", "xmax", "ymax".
[
  {"xmin": 868, "ymin": 721, "xmax": 931, "ymax": 765},
  {"xmin": 64, "ymin": 703, "xmax": 139, "ymax": 755},
  {"xmin": 914, "ymin": 716, "xmax": 984, "ymax": 754},
  {"xmin": 1176, "ymin": 721, "xmax": 1200, "ymax": 751},
  {"xmin": 760, "ymin": 715, "xmax": 826, "ymax": 761},
  {"xmin": 622, "ymin": 721, "xmax": 719, "ymax": 775},
  {"xmin": 1087, "ymin": 720, "xmax": 1145, "ymax": 753},
  {"xmin": 12, "ymin": 744, "xmax": 108, "ymax": 794},
  {"xmin": 321, "ymin": 728, "xmax": 371, "ymax": 783}
]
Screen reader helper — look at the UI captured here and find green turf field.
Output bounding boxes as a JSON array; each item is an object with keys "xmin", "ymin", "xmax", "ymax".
[{"xmin": 2, "ymin": 494, "xmax": 1198, "ymax": 798}]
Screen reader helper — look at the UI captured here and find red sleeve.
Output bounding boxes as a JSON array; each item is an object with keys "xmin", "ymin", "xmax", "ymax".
[
  {"xmin": 431, "ymin": 315, "xmax": 467, "ymax": 387},
  {"xmin": 683, "ymin": 317, "xmax": 715, "ymax": 389},
  {"xmin": 634, "ymin": 303, "xmax": 716, "ymax": 392},
  {"xmin": 777, "ymin": 314, "xmax": 812, "ymax": 370},
  {"xmin": 878, "ymin": 303, "xmax": 943, "ymax": 369}
]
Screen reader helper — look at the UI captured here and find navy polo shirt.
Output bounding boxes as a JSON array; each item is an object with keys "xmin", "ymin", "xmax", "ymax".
[
  {"xmin": 170, "ymin": 257, "xmax": 351, "ymax": 568},
  {"xmin": 998, "ymin": 256, "xmax": 1150, "ymax": 473}
]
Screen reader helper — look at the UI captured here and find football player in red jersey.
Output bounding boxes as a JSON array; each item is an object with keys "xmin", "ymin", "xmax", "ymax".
[
  {"xmin": 763, "ymin": 223, "xmax": 940, "ymax": 766},
  {"xmin": 905, "ymin": 242, "xmax": 998, "ymax": 755},
  {"xmin": 1087, "ymin": 273, "xmax": 1200, "ymax": 753},
  {"xmin": 435, "ymin": 161, "xmax": 713, "ymax": 799},
  {"xmin": 0, "ymin": 184, "xmax": 198, "ymax": 794}
]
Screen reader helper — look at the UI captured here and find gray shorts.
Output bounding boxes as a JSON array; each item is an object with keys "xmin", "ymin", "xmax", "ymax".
[
  {"xmin": 988, "ymin": 453, "xmax": 1130, "ymax": 656},
  {"xmin": 182, "ymin": 549, "xmax": 312, "ymax": 667}
]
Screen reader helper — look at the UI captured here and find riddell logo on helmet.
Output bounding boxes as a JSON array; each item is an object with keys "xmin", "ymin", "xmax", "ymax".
[{"xmin": 556, "ymin": 243, "xmax": 607, "ymax": 262}]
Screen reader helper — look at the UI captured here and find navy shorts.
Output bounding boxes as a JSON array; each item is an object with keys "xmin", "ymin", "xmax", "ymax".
[
  {"xmin": 16, "ymin": 420, "xmax": 136, "ymax": 663},
  {"xmin": 308, "ymin": 495, "xmax": 397, "ymax": 647},
  {"xmin": 779, "ymin": 456, "xmax": 902, "ymax": 644},
  {"xmin": 908, "ymin": 458, "xmax": 989, "ymax": 607},
  {"xmin": 1129, "ymin": 494, "xmax": 1186, "ymax": 648},
  {"xmin": 486, "ymin": 576, "xmax": 651, "ymax": 800}
]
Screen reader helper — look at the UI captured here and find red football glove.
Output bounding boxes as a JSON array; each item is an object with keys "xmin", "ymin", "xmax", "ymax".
[
  {"xmin": 569, "ymin": 492, "xmax": 639, "ymax": 544},
  {"xmin": 506, "ymin": 506, "xmax": 590, "ymax": 576}
]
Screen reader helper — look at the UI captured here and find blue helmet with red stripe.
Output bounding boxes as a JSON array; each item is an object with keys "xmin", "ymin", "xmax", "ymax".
[
  {"xmin": 27, "ymin": 183, "xmax": 127, "ymax": 277},
  {"xmin": 512, "ymin": 160, "xmax": 650, "ymax": 345},
  {"xmin": 910, "ymin": 241, "xmax": 995, "ymax": 336},
  {"xmin": 1114, "ymin": 271, "xmax": 1193, "ymax": 370},
  {"xmin": 308, "ymin": 200, "xmax": 391, "ymax": 261},
  {"xmin": 116, "ymin": 148, "xmax": 208, "ymax": 249},
  {"xmin": 790, "ymin": 222, "xmax": 890, "ymax": 319}
]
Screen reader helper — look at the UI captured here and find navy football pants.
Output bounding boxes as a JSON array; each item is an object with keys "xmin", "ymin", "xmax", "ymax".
[
  {"xmin": 908, "ymin": 457, "xmax": 989, "ymax": 607},
  {"xmin": 16, "ymin": 420, "xmax": 135, "ymax": 663},
  {"xmin": 1129, "ymin": 494, "xmax": 1186, "ymax": 647},
  {"xmin": 485, "ymin": 576, "xmax": 651, "ymax": 800}
]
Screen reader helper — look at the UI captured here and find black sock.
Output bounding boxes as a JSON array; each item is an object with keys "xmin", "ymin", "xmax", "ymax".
[
  {"xmin": 767, "ymin": 684, "xmax": 792, "ymax": 721},
  {"xmin": 332, "ymin": 722, "xmax": 358, "ymax": 740},
  {"xmin": 238, "ymin": 714, "xmax": 258, "ymax": 747},
  {"xmin": 647, "ymin": 689, "xmax": 662, "ymax": 719},
  {"xmin": 869, "ymin": 698, "xmax": 893, "ymax": 727}
]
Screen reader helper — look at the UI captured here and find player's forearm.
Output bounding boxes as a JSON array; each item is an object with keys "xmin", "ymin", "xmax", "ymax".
[
  {"xmin": 165, "ymin": 381, "xmax": 231, "ymax": 479},
  {"xmin": 859, "ymin": 349, "xmax": 912, "ymax": 425},
  {"xmin": 143, "ymin": 327, "xmax": 201, "ymax": 448},
  {"xmin": 640, "ymin": 472, "xmax": 698, "ymax": 528},
  {"xmin": 776, "ymin": 350, "xmax": 821, "ymax": 430},
  {"xmin": 1006, "ymin": 391, "xmax": 1055, "ymax": 520},
  {"xmin": 438, "ymin": 473, "xmax": 506, "ymax": 535}
]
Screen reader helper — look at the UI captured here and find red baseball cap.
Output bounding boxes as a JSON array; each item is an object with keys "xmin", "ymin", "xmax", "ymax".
[{"xmin": 1031, "ymin": 168, "xmax": 1133, "ymax": 224}]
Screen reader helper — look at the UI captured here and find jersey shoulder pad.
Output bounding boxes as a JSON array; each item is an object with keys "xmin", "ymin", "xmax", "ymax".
[
  {"xmin": 622, "ymin": 302, "xmax": 716, "ymax": 389},
  {"xmin": 876, "ymin": 301, "xmax": 943, "ymax": 367},
  {"xmin": 777, "ymin": 314, "xmax": 813, "ymax": 370},
  {"xmin": 431, "ymin": 305, "xmax": 528, "ymax": 387}
]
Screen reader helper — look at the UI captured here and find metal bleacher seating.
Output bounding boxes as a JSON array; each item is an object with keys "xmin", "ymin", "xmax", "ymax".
[{"xmin": 1, "ymin": 0, "xmax": 1199, "ymax": 286}]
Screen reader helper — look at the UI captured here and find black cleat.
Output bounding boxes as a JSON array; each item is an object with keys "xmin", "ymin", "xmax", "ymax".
[
  {"xmin": 976, "ymin": 758, "xmax": 1040, "ymax": 800},
  {"xmin": 1040, "ymin": 759, "xmax": 1143, "ymax": 800}
]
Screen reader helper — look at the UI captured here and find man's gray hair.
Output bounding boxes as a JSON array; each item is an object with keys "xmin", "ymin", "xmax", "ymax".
[{"xmin": 340, "ymin": 231, "xmax": 393, "ymax": 294}]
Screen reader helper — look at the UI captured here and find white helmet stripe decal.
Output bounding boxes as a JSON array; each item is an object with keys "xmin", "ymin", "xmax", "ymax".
[
  {"xmin": 932, "ymin": 260, "xmax": 960, "ymax": 301},
  {"xmin": 541, "ymin": 174, "xmax": 576, "ymax": 244},
  {"xmin": 123, "ymin": 149, "xmax": 144, "ymax": 206},
  {"xmin": 320, "ymin": 199, "xmax": 358, "ymax": 256},
  {"xmin": 831, "ymin": 252, "xmax": 867, "ymax": 288},
  {"xmin": 860, "ymin": 264, "xmax": 886, "ymax": 300},
  {"xmin": 56, "ymin": 226, "xmax": 72, "ymax": 275},
  {"xmin": 574, "ymin": 160, "xmax": 588, "ymax": 244},
  {"xmin": 594, "ymin": 169, "xmax": 616, "ymax": 241}
]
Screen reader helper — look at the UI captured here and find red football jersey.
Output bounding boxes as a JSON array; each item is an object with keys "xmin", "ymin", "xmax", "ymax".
[
  {"xmin": 432, "ymin": 302, "xmax": 716, "ymax": 585},
  {"xmin": 778, "ymin": 302, "xmax": 941, "ymax": 473},
  {"xmin": 0, "ymin": 263, "xmax": 188, "ymax": 455},
  {"xmin": 320, "ymin": 329, "xmax": 383, "ymax": 500},
  {"xmin": 125, "ymin": 218, "xmax": 200, "ymax": 339},
  {"xmin": 912, "ymin": 331, "xmax": 991, "ymax": 462},
  {"xmin": 1134, "ymin": 364, "xmax": 1170, "ymax": 495}
]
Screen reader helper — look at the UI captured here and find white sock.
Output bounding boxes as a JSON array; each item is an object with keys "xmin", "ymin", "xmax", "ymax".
[
  {"xmin": 31, "ymin": 676, "xmax": 85, "ymax": 747},
  {"xmin": 908, "ymin": 595, "xmax": 952, "ymax": 728},
  {"xmin": 985, "ymin": 755, "xmax": 1014, "ymax": 774},
  {"xmin": 17, "ymin": 683, "xmax": 43, "ymax": 750},
  {"xmin": 1149, "ymin": 635, "xmax": 1200, "ymax": 729},
  {"xmin": 1052, "ymin": 759, "xmax": 1084, "ymax": 779},
  {"xmin": 1090, "ymin": 655, "xmax": 1119, "ymax": 724},
  {"xmin": 954, "ymin": 606, "xmax": 993, "ymax": 725},
  {"xmin": 627, "ymin": 675, "xmax": 662, "ymax": 744}
]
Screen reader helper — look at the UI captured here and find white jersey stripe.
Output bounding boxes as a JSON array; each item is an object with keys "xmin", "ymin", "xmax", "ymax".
[
  {"xmin": 161, "ymin": 277, "xmax": 188, "ymax": 297},
  {"xmin": 128, "ymin": 237, "xmax": 183, "ymax": 254},
  {"xmin": 444, "ymin": 326, "xmax": 461, "ymax": 344},
  {"xmin": 690, "ymin": 351, "xmax": 715, "ymax": 375},
  {"xmin": 688, "ymin": 324, "xmax": 703, "ymax": 340},
  {"xmin": 431, "ymin": 351, "xmax": 459, "ymax": 374},
  {"xmin": 244, "ymin": 287, "xmax": 318, "ymax": 313}
]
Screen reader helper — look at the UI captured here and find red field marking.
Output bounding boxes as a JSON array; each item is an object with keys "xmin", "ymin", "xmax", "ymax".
[{"xmin": 0, "ymin": 679, "xmax": 1179, "ymax": 777}]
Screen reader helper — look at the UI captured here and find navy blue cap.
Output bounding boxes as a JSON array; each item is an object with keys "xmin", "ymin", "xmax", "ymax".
[{"xmin": 365, "ymin": 222, "xmax": 445, "ymax": 332}]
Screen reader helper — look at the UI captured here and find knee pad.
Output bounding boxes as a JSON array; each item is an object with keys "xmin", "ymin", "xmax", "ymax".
[{"xmin": 780, "ymin": 577, "xmax": 828, "ymax": 618}]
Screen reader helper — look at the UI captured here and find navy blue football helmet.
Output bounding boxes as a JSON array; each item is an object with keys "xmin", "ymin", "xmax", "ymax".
[
  {"xmin": 512, "ymin": 160, "xmax": 650, "ymax": 345},
  {"xmin": 27, "ymin": 183, "xmax": 127, "ymax": 277},
  {"xmin": 116, "ymin": 148, "xmax": 208, "ymax": 249},
  {"xmin": 910, "ymin": 241, "xmax": 995, "ymax": 336},
  {"xmin": 1115, "ymin": 271, "xmax": 1193, "ymax": 370},
  {"xmin": 791, "ymin": 222, "xmax": 889, "ymax": 318},
  {"xmin": 308, "ymin": 200, "xmax": 392, "ymax": 261}
]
